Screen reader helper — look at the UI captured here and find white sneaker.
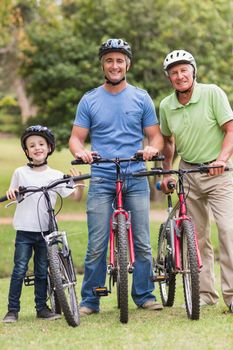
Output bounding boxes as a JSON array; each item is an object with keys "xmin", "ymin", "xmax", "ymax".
[{"xmin": 181, "ymin": 298, "xmax": 216, "ymax": 309}]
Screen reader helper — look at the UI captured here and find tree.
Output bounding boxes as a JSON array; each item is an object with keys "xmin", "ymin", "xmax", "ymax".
[{"xmin": 1, "ymin": 0, "xmax": 232, "ymax": 143}]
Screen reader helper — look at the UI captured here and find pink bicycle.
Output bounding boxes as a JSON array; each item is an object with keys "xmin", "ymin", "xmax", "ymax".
[
  {"xmin": 72, "ymin": 153, "xmax": 164, "ymax": 323},
  {"xmin": 133, "ymin": 164, "xmax": 224, "ymax": 320}
]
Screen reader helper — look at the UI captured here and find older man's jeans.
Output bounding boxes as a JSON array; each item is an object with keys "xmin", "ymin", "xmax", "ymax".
[
  {"xmin": 8, "ymin": 230, "xmax": 48, "ymax": 312},
  {"xmin": 80, "ymin": 175, "xmax": 155, "ymax": 311}
]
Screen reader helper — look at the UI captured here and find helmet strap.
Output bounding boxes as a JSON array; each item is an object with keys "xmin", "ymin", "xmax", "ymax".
[
  {"xmin": 27, "ymin": 160, "xmax": 48, "ymax": 168},
  {"xmin": 105, "ymin": 76, "xmax": 125, "ymax": 86}
]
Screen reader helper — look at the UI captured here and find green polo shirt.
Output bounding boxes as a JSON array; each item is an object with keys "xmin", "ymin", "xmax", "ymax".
[{"xmin": 159, "ymin": 83, "xmax": 233, "ymax": 163}]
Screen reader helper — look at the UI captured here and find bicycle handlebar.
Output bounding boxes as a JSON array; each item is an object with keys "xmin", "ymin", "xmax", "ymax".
[
  {"xmin": 71, "ymin": 153, "xmax": 165, "ymax": 165},
  {"xmin": 0, "ymin": 173, "xmax": 91, "ymax": 203},
  {"xmin": 133, "ymin": 165, "xmax": 233, "ymax": 177},
  {"xmin": 0, "ymin": 195, "xmax": 8, "ymax": 203}
]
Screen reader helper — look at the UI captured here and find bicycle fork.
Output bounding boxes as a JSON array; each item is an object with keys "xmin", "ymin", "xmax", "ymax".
[{"xmin": 174, "ymin": 218, "xmax": 202, "ymax": 270}]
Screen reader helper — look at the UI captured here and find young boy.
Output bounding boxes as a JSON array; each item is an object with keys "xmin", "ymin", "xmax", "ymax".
[{"xmin": 2, "ymin": 125, "xmax": 78, "ymax": 323}]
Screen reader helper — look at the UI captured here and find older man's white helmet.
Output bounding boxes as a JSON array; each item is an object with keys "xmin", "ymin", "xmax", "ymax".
[{"xmin": 163, "ymin": 50, "xmax": 197, "ymax": 77}]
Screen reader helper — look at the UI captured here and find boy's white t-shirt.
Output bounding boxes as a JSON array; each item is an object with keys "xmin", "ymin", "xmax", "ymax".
[{"xmin": 10, "ymin": 165, "xmax": 74, "ymax": 232}]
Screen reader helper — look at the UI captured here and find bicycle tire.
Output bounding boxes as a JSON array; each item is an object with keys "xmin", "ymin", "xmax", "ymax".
[
  {"xmin": 181, "ymin": 220, "xmax": 200, "ymax": 320},
  {"xmin": 48, "ymin": 243, "xmax": 80, "ymax": 327},
  {"xmin": 47, "ymin": 270, "xmax": 61, "ymax": 314},
  {"xmin": 157, "ymin": 223, "xmax": 176, "ymax": 306},
  {"xmin": 117, "ymin": 213, "xmax": 128, "ymax": 323},
  {"xmin": 115, "ymin": 238, "xmax": 121, "ymax": 310}
]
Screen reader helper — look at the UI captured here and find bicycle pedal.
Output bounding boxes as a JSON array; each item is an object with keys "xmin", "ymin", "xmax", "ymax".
[
  {"xmin": 92, "ymin": 286, "xmax": 110, "ymax": 297},
  {"xmin": 24, "ymin": 275, "xmax": 35, "ymax": 286},
  {"xmin": 150, "ymin": 274, "xmax": 167, "ymax": 282}
]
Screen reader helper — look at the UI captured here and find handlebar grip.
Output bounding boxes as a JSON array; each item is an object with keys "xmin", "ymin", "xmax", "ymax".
[
  {"xmin": 0, "ymin": 195, "xmax": 8, "ymax": 202},
  {"xmin": 156, "ymin": 181, "xmax": 175, "ymax": 191},
  {"xmin": 134, "ymin": 153, "xmax": 165, "ymax": 162},
  {"xmin": 71, "ymin": 155, "xmax": 101, "ymax": 165},
  {"xmin": 153, "ymin": 155, "xmax": 165, "ymax": 161},
  {"xmin": 225, "ymin": 166, "xmax": 233, "ymax": 172},
  {"xmin": 72, "ymin": 174, "xmax": 91, "ymax": 181},
  {"xmin": 71, "ymin": 158, "xmax": 84, "ymax": 165}
]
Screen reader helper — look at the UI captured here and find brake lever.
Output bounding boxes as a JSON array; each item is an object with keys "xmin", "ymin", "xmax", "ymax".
[{"xmin": 5, "ymin": 200, "xmax": 17, "ymax": 208}]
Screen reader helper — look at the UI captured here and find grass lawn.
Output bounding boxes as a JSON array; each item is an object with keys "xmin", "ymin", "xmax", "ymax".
[{"xmin": 0, "ymin": 266, "xmax": 233, "ymax": 350}]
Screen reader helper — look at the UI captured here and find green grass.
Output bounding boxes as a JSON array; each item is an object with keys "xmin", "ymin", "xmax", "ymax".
[{"xmin": 0, "ymin": 263, "xmax": 233, "ymax": 350}]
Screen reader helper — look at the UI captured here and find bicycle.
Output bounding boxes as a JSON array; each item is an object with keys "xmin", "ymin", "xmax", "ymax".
[
  {"xmin": 71, "ymin": 153, "xmax": 164, "ymax": 323},
  {"xmin": 0, "ymin": 173, "xmax": 91, "ymax": 327},
  {"xmin": 133, "ymin": 164, "xmax": 224, "ymax": 320}
]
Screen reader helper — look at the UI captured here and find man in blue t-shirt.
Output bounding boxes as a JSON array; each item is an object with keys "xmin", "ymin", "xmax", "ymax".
[{"xmin": 69, "ymin": 38, "xmax": 164, "ymax": 316}]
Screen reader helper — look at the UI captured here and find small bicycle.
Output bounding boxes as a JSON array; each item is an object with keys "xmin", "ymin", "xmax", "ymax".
[
  {"xmin": 133, "ymin": 164, "xmax": 224, "ymax": 320},
  {"xmin": 0, "ymin": 173, "xmax": 91, "ymax": 327},
  {"xmin": 71, "ymin": 153, "xmax": 164, "ymax": 323}
]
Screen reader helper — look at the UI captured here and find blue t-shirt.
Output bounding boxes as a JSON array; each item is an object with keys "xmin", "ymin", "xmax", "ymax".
[{"xmin": 74, "ymin": 84, "xmax": 158, "ymax": 178}]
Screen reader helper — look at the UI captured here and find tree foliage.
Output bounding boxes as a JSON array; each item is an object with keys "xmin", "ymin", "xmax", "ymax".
[{"xmin": 0, "ymin": 0, "xmax": 233, "ymax": 146}]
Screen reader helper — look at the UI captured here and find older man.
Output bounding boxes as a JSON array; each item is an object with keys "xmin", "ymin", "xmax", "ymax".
[{"xmin": 160, "ymin": 49, "xmax": 233, "ymax": 312}]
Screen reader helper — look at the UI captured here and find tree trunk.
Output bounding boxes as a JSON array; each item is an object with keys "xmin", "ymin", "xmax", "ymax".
[{"xmin": 14, "ymin": 78, "xmax": 37, "ymax": 124}]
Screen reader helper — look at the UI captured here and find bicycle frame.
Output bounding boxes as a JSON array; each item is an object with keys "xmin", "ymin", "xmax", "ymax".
[
  {"xmin": 134, "ymin": 165, "xmax": 224, "ymax": 274},
  {"xmin": 72, "ymin": 154, "xmax": 164, "ymax": 280},
  {"xmin": 72, "ymin": 154, "xmax": 164, "ymax": 323}
]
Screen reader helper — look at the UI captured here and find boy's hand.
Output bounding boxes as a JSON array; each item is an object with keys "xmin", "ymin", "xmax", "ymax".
[
  {"xmin": 70, "ymin": 167, "xmax": 79, "ymax": 177},
  {"xmin": 7, "ymin": 188, "xmax": 18, "ymax": 200},
  {"xmin": 70, "ymin": 168, "xmax": 85, "ymax": 201}
]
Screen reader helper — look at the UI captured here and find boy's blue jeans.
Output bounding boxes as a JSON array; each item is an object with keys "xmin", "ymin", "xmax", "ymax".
[
  {"xmin": 8, "ymin": 230, "xmax": 48, "ymax": 312},
  {"xmin": 80, "ymin": 175, "xmax": 156, "ymax": 311}
]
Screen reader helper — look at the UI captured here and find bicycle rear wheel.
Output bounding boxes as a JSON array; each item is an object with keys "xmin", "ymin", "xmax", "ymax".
[
  {"xmin": 181, "ymin": 220, "xmax": 200, "ymax": 320},
  {"xmin": 48, "ymin": 243, "xmax": 80, "ymax": 327},
  {"xmin": 116, "ymin": 213, "xmax": 128, "ymax": 324},
  {"xmin": 157, "ymin": 223, "xmax": 176, "ymax": 306}
]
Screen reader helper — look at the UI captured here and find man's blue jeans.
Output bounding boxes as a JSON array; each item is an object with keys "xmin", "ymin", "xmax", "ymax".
[
  {"xmin": 8, "ymin": 230, "xmax": 48, "ymax": 312},
  {"xmin": 80, "ymin": 175, "xmax": 156, "ymax": 311}
]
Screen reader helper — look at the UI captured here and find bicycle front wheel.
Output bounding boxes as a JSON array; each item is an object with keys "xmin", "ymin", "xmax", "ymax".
[
  {"xmin": 181, "ymin": 220, "xmax": 200, "ymax": 320},
  {"xmin": 157, "ymin": 223, "xmax": 176, "ymax": 306},
  {"xmin": 117, "ymin": 213, "xmax": 128, "ymax": 324},
  {"xmin": 48, "ymin": 244, "xmax": 80, "ymax": 327}
]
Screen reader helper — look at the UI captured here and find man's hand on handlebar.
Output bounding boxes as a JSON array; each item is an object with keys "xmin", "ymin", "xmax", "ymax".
[
  {"xmin": 160, "ymin": 176, "xmax": 176, "ymax": 194},
  {"xmin": 208, "ymin": 160, "xmax": 226, "ymax": 176},
  {"xmin": 137, "ymin": 146, "xmax": 159, "ymax": 161},
  {"xmin": 74, "ymin": 150, "xmax": 98, "ymax": 164}
]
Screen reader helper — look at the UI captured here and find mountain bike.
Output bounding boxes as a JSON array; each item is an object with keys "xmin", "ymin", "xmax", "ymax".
[
  {"xmin": 71, "ymin": 153, "xmax": 164, "ymax": 323},
  {"xmin": 133, "ymin": 164, "xmax": 224, "ymax": 320},
  {"xmin": 0, "ymin": 173, "xmax": 91, "ymax": 327}
]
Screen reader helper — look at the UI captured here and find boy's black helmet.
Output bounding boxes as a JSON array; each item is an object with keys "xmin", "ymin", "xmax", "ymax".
[
  {"xmin": 21, "ymin": 125, "xmax": 56, "ymax": 158},
  {"xmin": 99, "ymin": 38, "xmax": 132, "ymax": 59}
]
